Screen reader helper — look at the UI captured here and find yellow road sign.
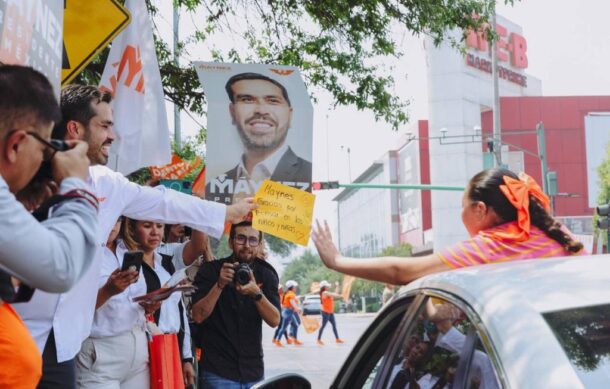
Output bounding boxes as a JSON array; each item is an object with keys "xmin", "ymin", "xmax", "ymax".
[{"xmin": 62, "ymin": 0, "xmax": 131, "ymax": 85}]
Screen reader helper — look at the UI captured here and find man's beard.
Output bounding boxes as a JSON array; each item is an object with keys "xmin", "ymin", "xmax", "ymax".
[
  {"xmin": 236, "ymin": 121, "xmax": 289, "ymax": 152},
  {"xmin": 83, "ymin": 127, "xmax": 111, "ymax": 165},
  {"xmin": 234, "ymin": 249, "xmax": 254, "ymax": 263}
]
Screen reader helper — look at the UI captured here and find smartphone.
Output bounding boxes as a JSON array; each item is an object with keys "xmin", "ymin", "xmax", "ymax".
[{"xmin": 121, "ymin": 250, "xmax": 143, "ymax": 272}]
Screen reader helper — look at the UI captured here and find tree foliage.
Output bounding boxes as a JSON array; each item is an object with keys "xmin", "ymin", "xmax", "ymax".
[
  {"xmin": 76, "ymin": 0, "xmax": 508, "ymax": 132},
  {"xmin": 594, "ymin": 143, "xmax": 610, "ymax": 244}
]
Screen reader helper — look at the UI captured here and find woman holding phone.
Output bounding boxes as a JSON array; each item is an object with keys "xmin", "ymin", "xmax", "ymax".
[
  {"xmin": 122, "ymin": 218, "xmax": 210, "ymax": 388},
  {"xmin": 76, "ymin": 217, "xmax": 158, "ymax": 388}
]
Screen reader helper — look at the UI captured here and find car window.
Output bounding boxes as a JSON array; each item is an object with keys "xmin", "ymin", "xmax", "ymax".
[
  {"xmin": 381, "ymin": 297, "xmax": 500, "ymax": 389},
  {"xmin": 543, "ymin": 303, "xmax": 610, "ymax": 387},
  {"xmin": 464, "ymin": 336, "xmax": 501, "ymax": 389},
  {"xmin": 332, "ymin": 296, "xmax": 416, "ymax": 389}
]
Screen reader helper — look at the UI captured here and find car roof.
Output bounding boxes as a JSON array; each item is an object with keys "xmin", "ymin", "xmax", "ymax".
[
  {"xmin": 403, "ymin": 254, "xmax": 610, "ymax": 313},
  {"xmin": 397, "ymin": 254, "xmax": 610, "ymax": 389}
]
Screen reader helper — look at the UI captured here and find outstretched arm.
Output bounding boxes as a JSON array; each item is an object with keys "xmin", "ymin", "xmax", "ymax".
[
  {"xmin": 181, "ymin": 230, "xmax": 208, "ymax": 266},
  {"xmin": 312, "ymin": 220, "xmax": 450, "ymax": 285}
]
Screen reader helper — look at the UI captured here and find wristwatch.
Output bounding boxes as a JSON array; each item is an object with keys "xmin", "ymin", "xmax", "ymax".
[{"xmin": 252, "ymin": 292, "xmax": 263, "ymax": 302}]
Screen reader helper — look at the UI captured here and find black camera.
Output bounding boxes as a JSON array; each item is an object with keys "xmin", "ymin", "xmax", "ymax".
[
  {"xmin": 234, "ymin": 263, "xmax": 252, "ymax": 286},
  {"xmin": 36, "ymin": 139, "xmax": 71, "ymax": 180}
]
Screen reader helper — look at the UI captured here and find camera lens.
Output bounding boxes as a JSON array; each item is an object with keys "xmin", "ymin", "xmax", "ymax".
[{"xmin": 235, "ymin": 263, "xmax": 251, "ymax": 285}]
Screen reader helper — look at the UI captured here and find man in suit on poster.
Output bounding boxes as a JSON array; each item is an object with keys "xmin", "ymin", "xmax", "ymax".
[{"xmin": 207, "ymin": 72, "xmax": 311, "ymax": 204}]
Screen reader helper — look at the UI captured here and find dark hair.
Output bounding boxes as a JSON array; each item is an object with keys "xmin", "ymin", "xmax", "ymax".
[
  {"xmin": 225, "ymin": 72, "xmax": 291, "ymax": 107},
  {"xmin": 52, "ymin": 84, "xmax": 112, "ymax": 139},
  {"xmin": 229, "ymin": 221, "xmax": 262, "ymax": 241},
  {"xmin": 0, "ymin": 65, "xmax": 61, "ymax": 133},
  {"xmin": 467, "ymin": 168, "xmax": 583, "ymax": 254}
]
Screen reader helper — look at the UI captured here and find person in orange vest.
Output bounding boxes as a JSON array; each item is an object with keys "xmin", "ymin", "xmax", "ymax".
[
  {"xmin": 317, "ymin": 280, "xmax": 344, "ymax": 345},
  {"xmin": 274, "ymin": 280, "xmax": 303, "ymax": 346}
]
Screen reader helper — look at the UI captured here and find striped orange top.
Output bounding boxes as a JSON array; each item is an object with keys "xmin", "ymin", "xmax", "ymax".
[
  {"xmin": 438, "ymin": 222, "xmax": 579, "ymax": 269},
  {"xmin": 321, "ymin": 293, "xmax": 334, "ymax": 313}
]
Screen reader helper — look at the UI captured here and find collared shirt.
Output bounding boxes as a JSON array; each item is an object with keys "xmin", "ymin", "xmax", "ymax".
[
  {"xmin": 236, "ymin": 144, "xmax": 288, "ymax": 183},
  {"xmin": 89, "ymin": 241, "xmax": 147, "ymax": 338},
  {"xmin": 157, "ymin": 242, "xmax": 187, "ymax": 271},
  {"xmin": 14, "ymin": 165, "xmax": 226, "ymax": 362},
  {"xmin": 0, "ymin": 175, "xmax": 98, "ymax": 293},
  {"xmin": 192, "ymin": 256, "xmax": 280, "ymax": 383}
]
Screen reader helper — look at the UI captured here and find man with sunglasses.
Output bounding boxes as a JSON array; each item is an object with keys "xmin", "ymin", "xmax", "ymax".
[
  {"xmin": 0, "ymin": 65, "xmax": 98, "ymax": 388},
  {"xmin": 192, "ymin": 221, "xmax": 280, "ymax": 388}
]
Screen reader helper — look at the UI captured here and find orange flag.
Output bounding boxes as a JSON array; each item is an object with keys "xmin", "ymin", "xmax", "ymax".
[
  {"xmin": 341, "ymin": 275, "xmax": 356, "ymax": 301},
  {"xmin": 191, "ymin": 166, "xmax": 206, "ymax": 198}
]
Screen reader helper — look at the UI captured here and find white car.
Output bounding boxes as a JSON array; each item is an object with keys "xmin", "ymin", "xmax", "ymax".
[
  {"xmin": 254, "ymin": 255, "xmax": 610, "ymax": 388},
  {"xmin": 302, "ymin": 295, "xmax": 322, "ymax": 316}
]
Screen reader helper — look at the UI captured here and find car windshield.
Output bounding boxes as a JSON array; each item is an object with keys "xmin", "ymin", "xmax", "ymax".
[{"xmin": 543, "ymin": 303, "xmax": 610, "ymax": 387}]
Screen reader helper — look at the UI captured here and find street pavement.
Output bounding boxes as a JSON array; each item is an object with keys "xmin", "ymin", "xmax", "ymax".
[{"xmin": 263, "ymin": 313, "xmax": 377, "ymax": 389}]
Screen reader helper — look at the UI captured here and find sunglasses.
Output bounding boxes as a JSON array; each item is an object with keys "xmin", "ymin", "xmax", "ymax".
[{"xmin": 26, "ymin": 131, "xmax": 70, "ymax": 161}]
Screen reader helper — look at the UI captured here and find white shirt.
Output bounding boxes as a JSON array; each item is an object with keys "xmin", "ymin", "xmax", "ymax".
[
  {"xmin": 89, "ymin": 241, "xmax": 147, "ymax": 338},
  {"xmin": 149, "ymin": 249, "xmax": 192, "ymax": 359},
  {"xmin": 437, "ymin": 327, "xmax": 499, "ymax": 389},
  {"xmin": 0, "ymin": 176, "xmax": 98, "ymax": 292},
  {"xmin": 14, "ymin": 165, "xmax": 225, "ymax": 362},
  {"xmin": 236, "ymin": 144, "xmax": 288, "ymax": 182},
  {"xmin": 157, "ymin": 242, "xmax": 187, "ymax": 272}
]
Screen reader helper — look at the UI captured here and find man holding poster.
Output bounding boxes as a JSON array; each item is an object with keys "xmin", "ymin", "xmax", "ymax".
[{"xmin": 197, "ymin": 64, "xmax": 313, "ymax": 205}]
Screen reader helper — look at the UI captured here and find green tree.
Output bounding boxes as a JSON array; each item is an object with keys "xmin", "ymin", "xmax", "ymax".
[
  {"xmin": 594, "ymin": 143, "xmax": 610, "ymax": 245},
  {"xmin": 379, "ymin": 243, "xmax": 413, "ymax": 257},
  {"xmin": 76, "ymin": 0, "xmax": 508, "ymax": 131}
]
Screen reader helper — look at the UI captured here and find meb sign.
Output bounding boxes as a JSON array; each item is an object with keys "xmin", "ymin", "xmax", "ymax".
[{"xmin": 0, "ymin": 0, "xmax": 63, "ymax": 94}]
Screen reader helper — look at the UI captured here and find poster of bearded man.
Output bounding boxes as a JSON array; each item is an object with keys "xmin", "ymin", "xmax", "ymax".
[{"xmin": 195, "ymin": 62, "xmax": 313, "ymax": 205}]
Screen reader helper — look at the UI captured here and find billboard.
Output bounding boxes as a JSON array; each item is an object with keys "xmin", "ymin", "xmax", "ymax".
[
  {"xmin": 0, "ymin": 0, "xmax": 63, "ymax": 95},
  {"xmin": 585, "ymin": 113, "xmax": 610, "ymax": 207},
  {"xmin": 195, "ymin": 62, "xmax": 313, "ymax": 204}
]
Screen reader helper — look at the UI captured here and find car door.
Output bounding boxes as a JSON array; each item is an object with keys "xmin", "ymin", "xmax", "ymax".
[
  {"xmin": 375, "ymin": 291, "xmax": 504, "ymax": 389},
  {"xmin": 331, "ymin": 291, "xmax": 504, "ymax": 389}
]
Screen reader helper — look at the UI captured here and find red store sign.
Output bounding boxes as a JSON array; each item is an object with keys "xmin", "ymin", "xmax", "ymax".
[{"xmin": 465, "ymin": 22, "xmax": 529, "ymax": 86}]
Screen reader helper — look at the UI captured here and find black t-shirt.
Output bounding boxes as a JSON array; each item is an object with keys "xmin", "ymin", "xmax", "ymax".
[{"xmin": 192, "ymin": 256, "xmax": 280, "ymax": 382}]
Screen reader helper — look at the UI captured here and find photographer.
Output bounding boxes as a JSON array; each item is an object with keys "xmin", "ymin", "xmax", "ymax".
[
  {"xmin": 0, "ymin": 65, "xmax": 98, "ymax": 388},
  {"xmin": 191, "ymin": 221, "xmax": 280, "ymax": 388}
]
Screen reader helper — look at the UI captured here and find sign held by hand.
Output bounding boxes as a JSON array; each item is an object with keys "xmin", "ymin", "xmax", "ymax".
[{"xmin": 253, "ymin": 180, "xmax": 315, "ymax": 246}]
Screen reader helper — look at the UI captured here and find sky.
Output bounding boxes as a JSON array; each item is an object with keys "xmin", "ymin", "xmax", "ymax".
[{"xmin": 153, "ymin": 0, "xmax": 610, "ymax": 271}]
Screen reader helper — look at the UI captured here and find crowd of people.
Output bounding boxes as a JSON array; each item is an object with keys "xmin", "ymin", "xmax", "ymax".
[{"xmin": 0, "ymin": 63, "xmax": 586, "ymax": 389}]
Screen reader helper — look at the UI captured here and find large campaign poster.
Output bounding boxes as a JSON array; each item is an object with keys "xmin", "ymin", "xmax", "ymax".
[
  {"xmin": 195, "ymin": 62, "xmax": 313, "ymax": 204},
  {"xmin": 0, "ymin": 0, "xmax": 63, "ymax": 95}
]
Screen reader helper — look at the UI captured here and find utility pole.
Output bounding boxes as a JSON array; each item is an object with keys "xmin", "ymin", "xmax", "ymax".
[
  {"xmin": 536, "ymin": 122, "xmax": 548, "ymax": 194},
  {"xmin": 491, "ymin": 7, "xmax": 502, "ymax": 167},
  {"xmin": 173, "ymin": 6, "xmax": 181, "ymax": 151}
]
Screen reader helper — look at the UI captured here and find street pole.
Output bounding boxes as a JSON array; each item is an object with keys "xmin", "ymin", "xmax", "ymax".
[
  {"xmin": 173, "ymin": 6, "xmax": 181, "ymax": 151},
  {"xmin": 337, "ymin": 183, "xmax": 465, "ymax": 191},
  {"xmin": 536, "ymin": 122, "xmax": 548, "ymax": 194},
  {"xmin": 491, "ymin": 8, "xmax": 502, "ymax": 167}
]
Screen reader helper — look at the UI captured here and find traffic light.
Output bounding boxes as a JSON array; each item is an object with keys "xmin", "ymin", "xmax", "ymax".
[
  {"xmin": 597, "ymin": 204, "xmax": 610, "ymax": 229},
  {"xmin": 312, "ymin": 181, "xmax": 340, "ymax": 190}
]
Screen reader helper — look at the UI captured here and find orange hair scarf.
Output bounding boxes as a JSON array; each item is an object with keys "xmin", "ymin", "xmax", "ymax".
[{"xmin": 488, "ymin": 172, "xmax": 550, "ymax": 242}]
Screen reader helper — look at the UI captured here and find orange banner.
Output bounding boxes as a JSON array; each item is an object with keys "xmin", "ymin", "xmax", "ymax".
[{"xmin": 150, "ymin": 154, "xmax": 201, "ymax": 180}]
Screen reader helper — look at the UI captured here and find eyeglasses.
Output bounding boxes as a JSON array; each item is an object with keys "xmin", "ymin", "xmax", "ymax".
[
  {"xmin": 234, "ymin": 234, "xmax": 260, "ymax": 247},
  {"xmin": 26, "ymin": 131, "xmax": 68, "ymax": 161}
]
